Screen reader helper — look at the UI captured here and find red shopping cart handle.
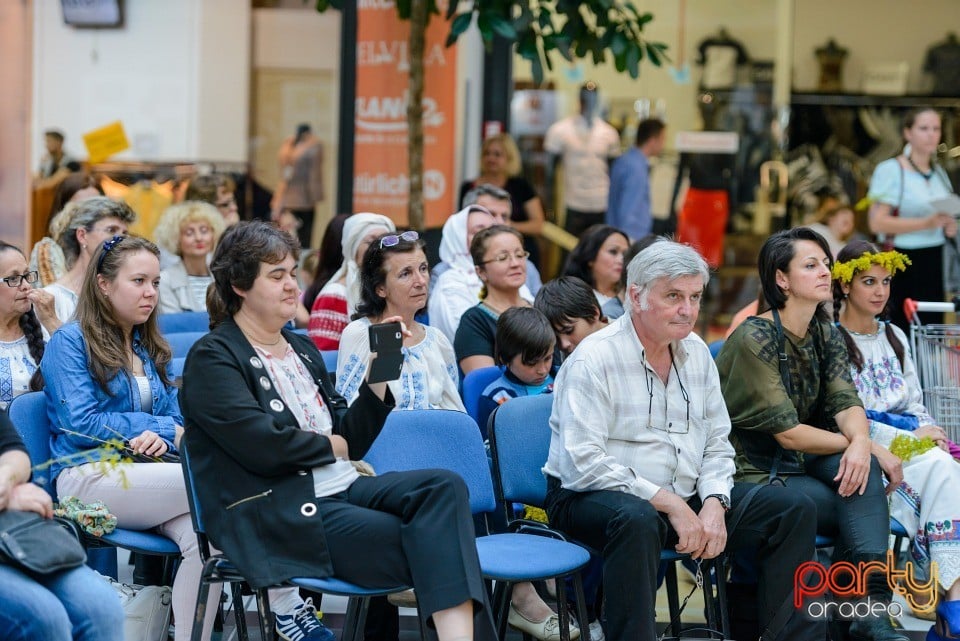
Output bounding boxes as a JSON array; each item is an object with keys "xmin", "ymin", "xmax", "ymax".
[{"xmin": 905, "ymin": 297, "xmax": 960, "ymax": 322}]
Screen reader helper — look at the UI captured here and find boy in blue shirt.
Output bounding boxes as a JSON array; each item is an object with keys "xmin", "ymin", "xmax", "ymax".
[{"xmin": 476, "ymin": 307, "xmax": 556, "ymax": 432}]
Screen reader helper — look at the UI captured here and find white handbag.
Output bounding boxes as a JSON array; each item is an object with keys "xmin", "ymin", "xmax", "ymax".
[{"xmin": 100, "ymin": 573, "xmax": 173, "ymax": 641}]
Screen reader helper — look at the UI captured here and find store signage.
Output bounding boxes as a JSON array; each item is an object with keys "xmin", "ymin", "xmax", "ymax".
[
  {"xmin": 82, "ymin": 121, "xmax": 130, "ymax": 164},
  {"xmin": 354, "ymin": 2, "xmax": 457, "ymax": 227},
  {"xmin": 674, "ymin": 131, "xmax": 739, "ymax": 154}
]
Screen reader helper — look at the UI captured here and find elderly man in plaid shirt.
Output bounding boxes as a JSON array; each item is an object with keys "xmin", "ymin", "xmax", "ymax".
[{"xmin": 543, "ymin": 239, "xmax": 825, "ymax": 641}]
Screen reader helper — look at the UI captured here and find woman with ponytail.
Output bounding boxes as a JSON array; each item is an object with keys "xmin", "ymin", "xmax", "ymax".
[
  {"xmin": 0, "ymin": 242, "xmax": 53, "ymax": 410},
  {"xmin": 834, "ymin": 239, "xmax": 960, "ymax": 639},
  {"xmin": 867, "ymin": 108, "xmax": 958, "ymax": 330}
]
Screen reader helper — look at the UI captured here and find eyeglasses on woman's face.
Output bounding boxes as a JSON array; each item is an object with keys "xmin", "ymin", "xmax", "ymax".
[
  {"xmin": 1, "ymin": 271, "xmax": 39, "ymax": 288},
  {"xmin": 379, "ymin": 230, "xmax": 419, "ymax": 249},
  {"xmin": 480, "ymin": 250, "xmax": 529, "ymax": 266}
]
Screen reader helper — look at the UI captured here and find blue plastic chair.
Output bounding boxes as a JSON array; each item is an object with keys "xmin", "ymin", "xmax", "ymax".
[
  {"xmin": 708, "ymin": 339, "xmax": 725, "ymax": 360},
  {"xmin": 487, "ymin": 394, "xmax": 727, "ymax": 638},
  {"xmin": 165, "ymin": 332, "xmax": 207, "ymax": 359},
  {"xmin": 460, "ymin": 366, "xmax": 504, "ymax": 433},
  {"xmin": 364, "ymin": 409, "xmax": 591, "ymax": 641},
  {"xmin": 320, "ymin": 350, "xmax": 338, "ymax": 375},
  {"xmin": 180, "ymin": 443, "xmax": 411, "ymax": 641},
  {"xmin": 169, "ymin": 357, "xmax": 186, "ymax": 380},
  {"xmin": 7, "ymin": 392, "xmax": 180, "ymax": 579},
  {"xmin": 158, "ymin": 311, "xmax": 210, "ymax": 334}
]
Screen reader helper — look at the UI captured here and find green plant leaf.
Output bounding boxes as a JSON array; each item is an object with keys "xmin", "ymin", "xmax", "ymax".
[
  {"xmin": 446, "ymin": 12, "xmax": 473, "ymax": 46},
  {"xmin": 626, "ymin": 43, "xmax": 641, "ymax": 77},
  {"xmin": 488, "ymin": 14, "xmax": 517, "ymax": 39},
  {"xmin": 396, "ymin": 0, "xmax": 411, "ymax": 20}
]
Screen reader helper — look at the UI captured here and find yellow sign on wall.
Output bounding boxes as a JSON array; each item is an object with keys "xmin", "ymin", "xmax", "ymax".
[{"xmin": 82, "ymin": 121, "xmax": 130, "ymax": 163}]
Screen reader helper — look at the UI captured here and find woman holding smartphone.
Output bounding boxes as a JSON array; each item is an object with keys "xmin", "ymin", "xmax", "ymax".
[
  {"xmin": 181, "ymin": 221, "xmax": 497, "ymax": 641},
  {"xmin": 336, "ymin": 231, "xmax": 464, "ymax": 411}
]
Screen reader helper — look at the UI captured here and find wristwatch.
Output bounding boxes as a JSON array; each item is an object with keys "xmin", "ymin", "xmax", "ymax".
[{"xmin": 706, "ymin": 494, "xmax": 731, "ymax": 512}]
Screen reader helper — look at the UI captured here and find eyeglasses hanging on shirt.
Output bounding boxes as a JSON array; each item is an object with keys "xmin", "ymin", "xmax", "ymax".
[{"xmin": 643, "ymin": 346, "xmax": 691, "ymax": 434}]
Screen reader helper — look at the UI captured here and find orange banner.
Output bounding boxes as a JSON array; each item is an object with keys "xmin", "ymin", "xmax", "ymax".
[{"xmin": 354, "ymin": 2, "xmax": 457, "ymax": 228}]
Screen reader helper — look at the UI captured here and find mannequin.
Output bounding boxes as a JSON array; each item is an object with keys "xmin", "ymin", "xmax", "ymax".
[
  {"xmin": 924, "ymin": 33, "xmax": 960, "ymax": 96},
  {"xmin": 696, "ymin": 27, "xmax": 749, "ymax": 90},
  {"xmin": 543, "ymin": 82, "xmax": 622, "ymax": 238}
]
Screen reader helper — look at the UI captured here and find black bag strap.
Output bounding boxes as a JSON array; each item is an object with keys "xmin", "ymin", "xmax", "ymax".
[{"xmin": 768, "ymin": 308, "xmax": 792, "ymax": 485}]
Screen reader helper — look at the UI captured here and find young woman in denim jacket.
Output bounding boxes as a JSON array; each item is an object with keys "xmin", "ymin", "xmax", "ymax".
[{"xmin": 42, "ymin": 235, "xmax": 219, "ymax": 641}]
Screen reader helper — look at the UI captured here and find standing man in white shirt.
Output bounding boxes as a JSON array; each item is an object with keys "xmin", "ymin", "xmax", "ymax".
[
  {"xmin": 544, "ymin": 82, "xmax": 621, "ymax": 238},
  {"xmin": 543, "ymin": 239, "xmax": 825, "ymax": 641}
]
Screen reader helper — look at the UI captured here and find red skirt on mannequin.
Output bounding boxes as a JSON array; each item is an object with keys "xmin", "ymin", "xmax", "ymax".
[{"xmin": 677, "ymin": 188, "xmax": 728, "ymax": 268}]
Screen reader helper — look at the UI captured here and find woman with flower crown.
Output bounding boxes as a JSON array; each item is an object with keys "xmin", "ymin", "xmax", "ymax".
[{"xmin": 834, "ymin": 239, "xmax": 960, "ymax": 641}]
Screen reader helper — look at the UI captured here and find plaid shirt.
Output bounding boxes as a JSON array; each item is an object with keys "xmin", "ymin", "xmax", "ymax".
[{"xmin": 544, "ymin": 315, "xmax": 735, "ymax": 502}]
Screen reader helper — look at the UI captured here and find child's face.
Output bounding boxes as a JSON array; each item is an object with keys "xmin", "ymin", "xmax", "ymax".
[{"xmin": 508, "ymin": 351, "xmax": 553, "ymax": 387}]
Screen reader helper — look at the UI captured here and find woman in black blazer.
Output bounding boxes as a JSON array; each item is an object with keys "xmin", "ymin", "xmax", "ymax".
[{"xmin": 180, "ymin": 221, "xmax": 496, "ymax": 641}]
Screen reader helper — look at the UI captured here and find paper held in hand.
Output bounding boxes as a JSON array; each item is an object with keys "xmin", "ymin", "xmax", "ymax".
[{"xmin": 930, "ymin": 194, "xmax": 960, "ymax": 217}]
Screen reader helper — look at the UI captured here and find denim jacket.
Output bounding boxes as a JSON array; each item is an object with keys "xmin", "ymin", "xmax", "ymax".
[{"xmin": 43, "ymin": 322, "xmax": 182, "ymax": 480}]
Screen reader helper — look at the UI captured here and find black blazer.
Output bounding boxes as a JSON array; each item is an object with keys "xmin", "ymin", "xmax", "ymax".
[{"xmin": 179, "ymin": 318, "xmax": 393, "ymax": 589}]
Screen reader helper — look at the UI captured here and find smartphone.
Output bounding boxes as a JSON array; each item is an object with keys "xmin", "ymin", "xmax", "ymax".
[{"xmin": 367, "ymin": 321, "xmax": 404, "ymax": 383}]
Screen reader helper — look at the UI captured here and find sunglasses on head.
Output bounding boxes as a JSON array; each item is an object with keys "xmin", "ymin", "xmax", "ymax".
[{"xmin": 379, "ymin": 230, "xmax": 420, "ymax": 249}]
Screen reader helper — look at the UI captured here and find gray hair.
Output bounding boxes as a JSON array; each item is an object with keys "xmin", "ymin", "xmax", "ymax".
[
  {"xmin": 58, "ymin": 197, "xmax": 137, "ymax": 267},
  {"xmin": 463, "ymin": 183, "xmax": 510, "ymax": 207},
  {"xmin": 627, "ymin": 239, "xmax": 710, "ymax": 310}
]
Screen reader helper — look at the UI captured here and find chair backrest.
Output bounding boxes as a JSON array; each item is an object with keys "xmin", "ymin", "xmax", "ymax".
[
  {"xmin": 320, "ymin": 350, "xmax": 338, "ymax": 375},
  {"xmin": 7, "ymin": 392, "xmax": 54, "ymax": 493},
  {"xmin": 708, "ymin": 339, "xmax": 725, "ymax": 360},
  {"xmin": 169, "ymin": 357, "xmax": 186, "ymax": 380},
  {"xmin": 158, "ymin": 311, "xmax": 210, "ymax": 334},
  {"xmin": 461, "ymin": 366, "xmax": 504, "ymax": 428},
  {"xmin": 165, "ymin": 331, "xmax": 207, "ymax": 359},
  {"xmin": 488, "ymin": 394, "xmax": 553, "ymax": 508},
  {"xmin": 179, "ymin": 443, "xmax": 208, "ymax": 535},
  {"xmin": 363, "ymin": 409, "xmax": 497, "ymax": 515}
]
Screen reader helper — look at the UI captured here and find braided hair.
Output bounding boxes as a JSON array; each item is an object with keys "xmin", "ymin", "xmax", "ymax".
[
  {"xmin": 0, "ymin": 242, "xmax": 45, "ymax": 390},
  {"xmin": 832, "ymin": 239, "xmax": 905, "ymax": 372}
]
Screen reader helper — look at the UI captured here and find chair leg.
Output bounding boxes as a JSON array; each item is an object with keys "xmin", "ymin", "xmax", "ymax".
[
  {"xmin": 492, "ymin": 580, "xmax": 512, "ymax": 641},
  {"xmin": 700, "ymin": 559, "xmax": 719, "ymax": 638},
  {"xmin": 556, "ymin": 576, "xmax": 572, "ymax": 641},
  {"xmin": 714, "ymin": 557, "xmax": 730, "ymax": 640},
  {"xmin": 190, "ymin": 571, "xmax": 213, "ymax": 641},
  {"xmin": 571, "ymin": 573, "xmax": 590, "ymax": 641},
  {"xmin": 255, "ymin": 588, "xmax": 275, "ymax": 641},
  {"xmin": 665, "ymin": 561, "xmax": 681, "ymax": 641},
  {"xmin": 230, "ymin": 582, "xmax": 250, "ymax": 641},
  {"xmin": 341, "ymin": 597, "xmax": 364, "ymax": 641}
]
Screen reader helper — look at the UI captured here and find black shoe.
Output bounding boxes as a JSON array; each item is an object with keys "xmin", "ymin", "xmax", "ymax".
[{"xmin": 848, "ymin": 615, "xmax": 908, "ymax": 641}]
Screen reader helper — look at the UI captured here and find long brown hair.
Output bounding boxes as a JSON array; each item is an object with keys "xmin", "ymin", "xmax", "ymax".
[
  {"xmin": 76, "ymin": 235, "xmax": 171, "ymax": 392},
  {"xmin": 832, "ymin": 239, "xmax": 905, "ymax": 372}
]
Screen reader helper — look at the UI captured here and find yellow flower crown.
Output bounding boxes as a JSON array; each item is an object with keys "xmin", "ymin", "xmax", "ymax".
[{"xmin": 830, "ymin": 250, "xmax": 912, "ymax": 284}]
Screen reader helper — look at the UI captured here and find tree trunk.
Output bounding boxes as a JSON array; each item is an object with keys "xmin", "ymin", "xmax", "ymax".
[{"xmin": 406, "ymin": 1, "xmax": 427, "ymax": 230}]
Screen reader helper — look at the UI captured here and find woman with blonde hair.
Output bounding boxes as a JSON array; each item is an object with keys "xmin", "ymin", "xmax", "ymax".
[
  {"xmin": 154, "ymin": 201, "xmax": 226, "ymax": 314},
  {"xmin": 459, "ymin": 133, "xmax": 545, "ymax": 266}
]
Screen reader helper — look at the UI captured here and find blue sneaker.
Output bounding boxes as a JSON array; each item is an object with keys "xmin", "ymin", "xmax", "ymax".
[{"xmin": 275, "ymin": 597, "xmax": 336, "ymax": 641}]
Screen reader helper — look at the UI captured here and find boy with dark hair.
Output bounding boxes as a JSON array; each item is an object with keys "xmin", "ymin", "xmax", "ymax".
[
  {"xmin": 476, "ymin": 307, "xmax": 557, "ymax": 431},
  {"xmin": 534, "ymin": 276, "xmax": 608, "ymax": 355}
]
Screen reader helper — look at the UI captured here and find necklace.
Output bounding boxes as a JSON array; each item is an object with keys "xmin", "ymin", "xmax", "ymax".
[
  {"xmin": 844, "ymin": 322, "xmax": 880, "ymax": 337},
  {"xmin": 906, "ymin": 154, "xmax": 933, "ymax": 180},
  {"xmin": 241, "ymin": 328, "xmax": 283, "ymax": 346}
]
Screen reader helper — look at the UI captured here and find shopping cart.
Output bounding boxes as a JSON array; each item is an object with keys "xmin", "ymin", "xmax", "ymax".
[{"xmin": 905, "ymin": 298, "xmax": 960, "ymax": 441}]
